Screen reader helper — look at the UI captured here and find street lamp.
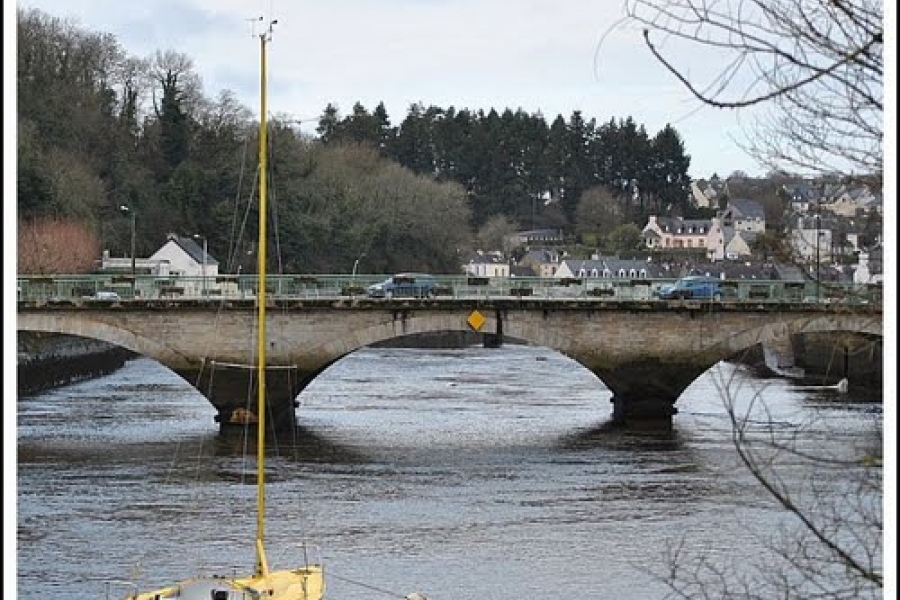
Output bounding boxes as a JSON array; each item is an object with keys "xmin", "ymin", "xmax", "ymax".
[
  {"xmin": 193, "ymin": 234, "xmax": 208, "ymax": 298},
  {"xmin": 814, "ymin": 212, "xmax": 821, "ymax": 302},
  {"xmin": 119, "ymin": 204, "xmax": 136, "ymax": 296},
  {"xmin": 351, "ymin": 252, "xmax": 366, "ymax": 288}
]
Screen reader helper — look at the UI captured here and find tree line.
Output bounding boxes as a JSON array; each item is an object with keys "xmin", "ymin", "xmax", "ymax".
[{"xmin": 17, "ymin": 6, "xmax": 694, "ymax": 275}]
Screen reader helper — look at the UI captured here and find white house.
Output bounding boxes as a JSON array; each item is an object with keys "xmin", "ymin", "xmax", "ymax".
[
  {"xmin": 148, "ymin": 234, "xmax": 221, "ymax": 296},
  {"xmin": 853, "ymin": 246, "xmax": 883, "ymax": 285},
  {"xmin": 790, "ymin": 216, "xmax": 833, "ymax": 264},
  {"xmin": 463, "ymin": 251, "xmax": 510, "ymax": 278},
  {"xmin": 149, "ymin": 234, "xmax": 219, "ymax": 277},
  {"xmin": 555, "ymin": 256, "xmax": 665, "ymax": 280}
]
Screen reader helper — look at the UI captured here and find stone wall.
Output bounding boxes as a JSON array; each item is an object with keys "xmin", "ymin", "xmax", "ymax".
[{"xmin": 17, "ymin": 332, "xmax": 132, "ymax": 396}]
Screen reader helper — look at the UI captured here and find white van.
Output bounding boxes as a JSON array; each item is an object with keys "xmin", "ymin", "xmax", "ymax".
[{"xmin": 93, "ymin": 291, "xmax": 121, "ymax": 300}]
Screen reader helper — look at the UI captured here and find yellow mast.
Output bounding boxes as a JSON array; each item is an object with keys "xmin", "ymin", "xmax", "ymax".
[{"xmin": 255, "ymin": 22, "xmax": 271, "ymax": 579}]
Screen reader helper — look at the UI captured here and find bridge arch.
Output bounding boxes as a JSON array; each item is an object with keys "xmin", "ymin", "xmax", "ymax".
[
  {"xmin": 17, "ymin": 314, "xmax": 196, "ymax": 367},
  {"xmin": 18, "ymin": 303, "xmax": 882, "ymax": 430}
]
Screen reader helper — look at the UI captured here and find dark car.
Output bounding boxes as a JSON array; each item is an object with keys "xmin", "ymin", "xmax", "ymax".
[
  {"xmin": 366, "ymin": 273, "xmax": 437, "ymax": 299},
  {"xmin": 654, "ymin": 275, "xmax": 723, "ymax": 301}
]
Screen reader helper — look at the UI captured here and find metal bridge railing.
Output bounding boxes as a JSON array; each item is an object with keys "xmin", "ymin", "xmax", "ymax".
[{"xmin": 15, "ymin": 273, "xmax": 882, "ymax": 306}]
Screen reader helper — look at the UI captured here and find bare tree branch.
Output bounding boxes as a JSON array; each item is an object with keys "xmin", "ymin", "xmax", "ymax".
[{"xmin": 622, "ymin": 0, "xmax": 883, "ymax": 176}]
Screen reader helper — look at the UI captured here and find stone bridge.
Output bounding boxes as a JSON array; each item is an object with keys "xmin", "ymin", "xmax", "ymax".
[{"xmin": 17, "ymin": 298, "xmax": 882, "ymax": 430}]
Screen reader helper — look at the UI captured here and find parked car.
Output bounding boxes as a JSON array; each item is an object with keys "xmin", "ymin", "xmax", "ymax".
[
  {"xmin": 92, "ymin": 291, "xmax": 121, "ymax": 300},
  {"xmin": 366, "ymin": 273, "xmax": 437, "ymax": 299},
  {"xmin": 654, "ymin": 275, "xmax": 723, "ymax": 301}
]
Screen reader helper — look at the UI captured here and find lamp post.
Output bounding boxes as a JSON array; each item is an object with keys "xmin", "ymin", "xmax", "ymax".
[
  {"xmin": 193, "ymin": 234, "xmax": 208, "ymax": 298},
  {"xmin": 119, "ymin": 205, "xmax": 136, "ymax": 296},
  {"xmin": 351, "ymin": 251, "xmax": 366, "ymax": 291},
  {"xmin": 814, "ymin": 212, "xmax": 821, "ymax": 302}
]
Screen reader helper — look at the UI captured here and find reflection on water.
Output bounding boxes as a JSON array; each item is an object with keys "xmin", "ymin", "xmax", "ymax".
[{"xmin": 16, "ymin": 345, "xmax": 882, "ymax": 599}]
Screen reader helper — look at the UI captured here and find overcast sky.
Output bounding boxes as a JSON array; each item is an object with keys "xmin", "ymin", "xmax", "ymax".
[{"xmin": 9, "ymin": 0, "xmax": 796, "ymax": 180}]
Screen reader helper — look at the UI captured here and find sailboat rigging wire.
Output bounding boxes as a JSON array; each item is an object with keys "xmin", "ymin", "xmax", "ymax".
[
  {"xmin": 209, "ymin": 360, "xmax": 299, "ymax": 370},
  {"xmin": 328, "ymin": 571, "xmax": 417, "ymax": 598},
  {"xmin": 228, "ymin": 171, "xmax": 259, "ymax": 274},
  {"xmin": 227, "ymin": 135, "xmax": 251, "ymax": 274},
  {"xmin": 266, "ymin": 132, "xmax": 286, "ymax": 277}
]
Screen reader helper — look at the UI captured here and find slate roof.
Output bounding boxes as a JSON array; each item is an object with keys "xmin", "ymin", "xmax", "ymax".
[{"xmin": 167, "ymin": 234, "xmax": 219, "ymax": 266}]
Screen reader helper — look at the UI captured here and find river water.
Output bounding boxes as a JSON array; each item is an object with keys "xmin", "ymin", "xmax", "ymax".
[{"xmin": 15, "ymin": 344, "xmax": 884, "ymax": 599}]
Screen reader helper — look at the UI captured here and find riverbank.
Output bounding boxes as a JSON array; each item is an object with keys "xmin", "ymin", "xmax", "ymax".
[{"xmin": 17, "ymin": 332, "xmax": 132, "ymax": 397}]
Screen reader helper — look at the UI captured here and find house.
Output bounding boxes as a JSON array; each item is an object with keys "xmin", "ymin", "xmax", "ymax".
[
  {"xmin": 789, "ymin": 214, "xmax": 833, "ymax": 264},
  {"xmin": 722, "ymin": 229, "xmax": 759, "ymax": 261},
  {"xmin": 821, "ymin": 186, "xmax": 878, "ymax": 218},
  {"xmin": 689, "ymin": 179, "xmax": 722, "ymax": 209},
  {"xmin": 642, "ymin": 216, "xmax": 713, "ymax": 253},
  {"xmin": 518, "ymin": 249, "xmax": 562, "ymax": 277},
  {"xmin": 148, "ymin": 234, "xmax": 221, "ymax": 296},
  {"xmin": 720, "ymin": 198, "xmax": 766, "ymax": 233},
  {"xmin": 554, "ymin": 256, "xmax": 666, "ymax": 280},
  {"xmin": 782, "ymin": 182, "xmax": 818, "ymax": 213},
  {"xmin": 149, "ymin": 234, "xmax": 219, "ymax": 277},
  {"xmin": 685, "ymin": 261, "xmax": 781, "ymax": 281},
  {"xmin": 853, "ymin": 245, "xmax": 883, "ymax": 285},
  {"xmin": 463, "ymin": 251, "xmax": 509, "ymax": 278},
  {"xmin": 504, "ymin": 228, "xmax": 565, "ymax": 248}
]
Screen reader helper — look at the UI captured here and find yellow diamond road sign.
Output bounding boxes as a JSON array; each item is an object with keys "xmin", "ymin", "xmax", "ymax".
[{"xmin": 467, "ymin": 310, "xmax": 486, "ymax": 331}]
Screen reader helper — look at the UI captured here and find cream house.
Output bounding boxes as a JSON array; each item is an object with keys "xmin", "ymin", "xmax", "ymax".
[{"xmin": 642, "ymin": 216, "xmax": 713, "ymax": 253}]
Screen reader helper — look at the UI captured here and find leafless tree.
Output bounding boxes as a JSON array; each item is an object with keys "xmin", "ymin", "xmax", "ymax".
[{"xmin": 621, "ymin": 0, "xmax": 883, "ymax": 178}]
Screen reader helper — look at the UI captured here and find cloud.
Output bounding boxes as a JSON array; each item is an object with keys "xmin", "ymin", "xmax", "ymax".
[{"xmin": 13, "ymin": 0, "xmax": 768, "ymax": 178}]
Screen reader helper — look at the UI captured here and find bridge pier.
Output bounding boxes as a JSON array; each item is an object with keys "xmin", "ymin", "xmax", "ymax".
[
  {"xmin": 609, "ymin": 395, "xmax": 678, "ymax": 429},
  {"xmin": 596, "ymin": 362, "xmax": 707, "ymax": 430},
  {"xmin": 177, "ymin": 362, "xmax": 307, "ymax": 434}
]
